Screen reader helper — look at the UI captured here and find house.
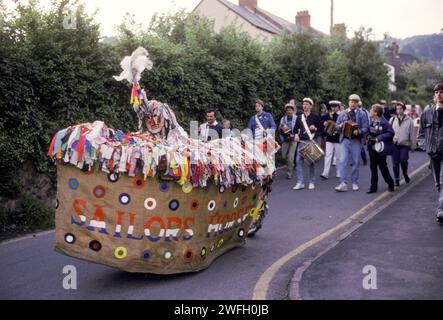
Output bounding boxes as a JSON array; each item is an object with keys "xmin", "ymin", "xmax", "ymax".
[
  {"xmin": 192, "ymin": 0, "xmax": 326, "ymax": 41},
  {"xmin": 386, "ymin": 42, "xmax": 421, "ymax": 74},
  {"xmin": 382, "ymin": 41, "xmax": 421, "ymax": 92}
]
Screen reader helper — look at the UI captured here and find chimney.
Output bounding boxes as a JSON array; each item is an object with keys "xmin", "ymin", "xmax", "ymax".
[
  {"xmin": 239, "ymin": 0, "xmax": 258, "ymax": 10},
  {"xmin": 332, "ymin": 23, "xmax": 346, "ymax": 38},
  {"xmin": 296, "ymin": 11, "xmax": 311, "ymax": 28},
  {"xmin": 392, "ymin": 42, "xmax": 400, "ymax": 58}
]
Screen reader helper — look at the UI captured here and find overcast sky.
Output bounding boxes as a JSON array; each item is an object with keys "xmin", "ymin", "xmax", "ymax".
[{"xmin": 6, "ymin": 0, "xmax": 443, "ymax": 39}]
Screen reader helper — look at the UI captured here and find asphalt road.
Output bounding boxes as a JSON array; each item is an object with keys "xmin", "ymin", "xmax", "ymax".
[
  {"xmin": 0, "ymin": 151, "xmax": 430, "ymax": 300},
  {"xmin": 300, "ymin": 174, "xmax": 443, "ymax": 300}
]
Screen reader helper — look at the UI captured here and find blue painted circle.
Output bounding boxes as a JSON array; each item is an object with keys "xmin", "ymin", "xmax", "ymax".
[
  {"xmin": 169, "ymin": 200, "xmax": 179, "ymax": 211},
  {"xmin": 141, "ymin": 250, "xmax": 152, "ymax": 261},
  {"xmin": 118, "ymin": 193, "xmax": 131, "ymax": 205},
  {"xmin": 159, "ymin": 183, "xmax": 169, "ymax": 193},
  {"xmin": 68, "ymin": 178, "xmax": 79, "ymax": 190}
]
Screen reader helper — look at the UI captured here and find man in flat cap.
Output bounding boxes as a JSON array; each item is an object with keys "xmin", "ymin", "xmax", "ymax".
[
  {"xmin": 247, "ymin": 99, "xmax": 277, "ymax": 148},
  {"xmin": 418, "ymin": 83, "xmax": 443, "ymax": 223},
  {"xmin": 335, "ymin": 94, "xmax": 369, "ymax": 192}
]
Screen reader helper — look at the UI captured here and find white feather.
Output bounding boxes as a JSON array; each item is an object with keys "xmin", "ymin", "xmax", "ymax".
[{"xmin": 113, "ymin": 47, "xmax": 153, "ymax": 83}]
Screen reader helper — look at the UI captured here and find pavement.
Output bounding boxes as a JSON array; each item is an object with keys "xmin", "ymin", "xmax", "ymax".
[
  {"xmin": 298, "ymin": 174, "xmax": 443, "ymax": 300},
  {"xmin": 0, "ymin": 151, "xmax": 434, "ymax": 300}
]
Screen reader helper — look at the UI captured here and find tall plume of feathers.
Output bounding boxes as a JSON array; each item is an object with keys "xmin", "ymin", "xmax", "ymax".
[{"xmin": 113, "ymin": 47, "xmax": 153, "ymax": 83}]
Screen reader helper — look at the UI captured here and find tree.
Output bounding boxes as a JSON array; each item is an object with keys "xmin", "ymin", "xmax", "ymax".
[{"xmin": 345, "ymin": 28, "xmax": 389, "ymax": 104}]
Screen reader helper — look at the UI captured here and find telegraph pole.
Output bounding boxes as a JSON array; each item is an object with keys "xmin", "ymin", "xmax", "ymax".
[{"xmin": 330, "ymin": 0, "xmax": 334, "ymax": 35}]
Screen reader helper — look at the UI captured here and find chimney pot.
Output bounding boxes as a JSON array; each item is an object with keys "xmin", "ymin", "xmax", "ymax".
[
  {"xmin": 239, "ymin": 0, "xmax": 258, "ymax": 10},
  {"xmin": 296, "ymin": 10, "xmax": 311, "ymax": 28}
]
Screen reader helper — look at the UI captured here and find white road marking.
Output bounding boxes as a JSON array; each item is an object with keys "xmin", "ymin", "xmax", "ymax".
[
  {"xmin": 252, "ymin": 161, "xmax": 431, "ymax": 300},
  {"xmin": 0, "ymin": 230, "xmax": 55, "ymax": 246}
]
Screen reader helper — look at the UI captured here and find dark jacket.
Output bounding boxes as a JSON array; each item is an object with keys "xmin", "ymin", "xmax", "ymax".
[
  {"xmin": 367, "ymin": 116, "xmax": 395, "ymax": 149},
  {"xmin": 293, "ymin": 112, "xmax": 321, "ymax": 141},
  {"xmin": 418, "ymin": 104, "xmax": 443, "ymax": 156}
]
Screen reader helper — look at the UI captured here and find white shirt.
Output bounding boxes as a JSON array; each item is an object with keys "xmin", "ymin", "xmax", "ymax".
[{"xmin": 199, "ymin": 121, "xmax": 218, "ymax": 142}]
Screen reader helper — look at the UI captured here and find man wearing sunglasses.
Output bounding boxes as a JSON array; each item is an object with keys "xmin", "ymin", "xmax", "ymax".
[{"xmin": 418, "ymin": 83, "xmax": 443, "ymax": 223}]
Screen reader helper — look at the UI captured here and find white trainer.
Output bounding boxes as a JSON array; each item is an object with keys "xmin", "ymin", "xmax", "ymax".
[
  {"xmin": 335, "ymin": 182, "xmax": 348, "ymax": 192},
  {"xmin": 293, "ymin": 183, "xmax": 305, "ymax": 190},
  {"xmin": 352, "ymin": 184, "xmax": 359, "ymax": 191},
  {"xmin": 308, "ymin": 183, "xmax": 315, "ymax": 190}
]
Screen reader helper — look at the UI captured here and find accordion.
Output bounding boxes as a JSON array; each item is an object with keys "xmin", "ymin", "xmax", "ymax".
[
  {"xmin": 299, "ymin": 141, "xmax": 325, "ymax": 165},
  {"xmin": 343, "ymin": 121, "xmax": 359, "ymax": 139},
  {"xmin": 279, "ymin": 124, "xmax": 293, "ymax": 141},
  {"xmin": 325, "ymin": 120, "xmax": 337, "ymax": 136}
]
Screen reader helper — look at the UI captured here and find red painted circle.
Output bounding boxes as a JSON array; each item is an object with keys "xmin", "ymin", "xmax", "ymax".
[
  {"xmin": 133, "ymin": 178, "xmax": 145, "ymax": 189},
  {"xmin": 92, "ymin": 186, "xmax": 106, "ymax": 198}
]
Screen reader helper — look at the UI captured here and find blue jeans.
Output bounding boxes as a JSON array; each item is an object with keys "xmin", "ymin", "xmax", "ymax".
[
  {"xmin": 339, "ymin": 139, "xmax": 362, "ymax": 185},
  {"xmin": 296, "ymin": 140, "xmax": 316, "ymax": 184}
]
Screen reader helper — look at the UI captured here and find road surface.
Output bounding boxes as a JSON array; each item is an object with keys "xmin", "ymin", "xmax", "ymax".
[{"xmin": 0, "ymin": 152, "xmax": 430, "ymax": 299}]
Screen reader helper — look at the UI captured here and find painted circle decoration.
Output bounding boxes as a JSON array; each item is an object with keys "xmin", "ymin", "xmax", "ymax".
[
  {"xmin": 68, "ymin": 178, "xmax": 79, "ymax": 190},
  {"xmin": 144, "ymin": 197, "xmax": 157, "ymax": 211},
  {"xmin": 64, "ymin": 233, "xmax": 76, "ymax": 244},
  {"xmin": 183, "ymin": 249, "xmax": 194, "ymax": 262},
  {"xmin": 93, "ymin": 185, "xmax": 106, "ymax": 199},
  {"xmin": 107, "ymin": 172, "xmax": 119, "ymax": 183},
  {"xmin": 249, "ymin": 208, "xmax": 256, "ymax": 217},
  {"xmin": 190, "ymin": 200, "xmax": 199, "ymax": 211},
  {"xmin": 200, "ymin": 247, "xmax": 207, "ymax": 258},
  {"xmin": 118, "ymin": 193, "xmax": 131, "ymax": 206},
  {"xmin": 133, "ymin": 177, "xmax": 145, "ymax": 189},
  {"xmin": 169, "ymin": 200, "xmax": 180, "ymax": 211},
  {"xmin": 55, "ymin": 199, "xmax": 59, "ymax": 209},
  {"xmin": 114, "ymin": 246, "xmax": 127, "ymax": 259},
  {"xmin": 163, "ymin": 250, "xmax": 173, "ymax": 261},
  {"xmin": 238, "ymin": 229, "xmax": 245, "ymax": 238},
  {"xmin": 219, "ymin": 185, "xmax": 226, "ymax": 194},
  {"xmin": 207, "ymin": 200, "xmax": 216, "ymax": 212},
  {"xmin": 141, "ymin": 250, "xmax": 152, "ymax": 261},
  {"xmin": 233, "ymin": 197, "xmax": 239, "ymax": 208},
  {"xmin": 159, "ymin": 183, "xmax": 169, "ymax": 193},
  {"xmin": 217, "ymin": 238, "xmax": 224, "ymax": 248},
  {"xmin": 182, "ymin": 182, "xmax": 193, "ymax": 194},
  {"xmin": 89, "ymin": 240, "xmax": 102, "ymax": 252}
]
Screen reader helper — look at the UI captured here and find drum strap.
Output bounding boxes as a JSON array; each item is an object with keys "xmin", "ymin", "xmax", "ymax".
[{"xmin": 301, "ymin": 114, "xmax": 315, "ymax": 141}]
